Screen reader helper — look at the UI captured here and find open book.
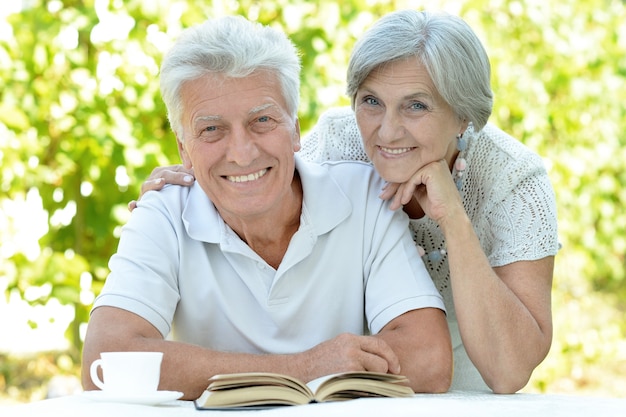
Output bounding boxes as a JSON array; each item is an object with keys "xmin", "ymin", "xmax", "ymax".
[{"xmin": 194, "ymin": 371, "xmax": 414, "ymax": 409}]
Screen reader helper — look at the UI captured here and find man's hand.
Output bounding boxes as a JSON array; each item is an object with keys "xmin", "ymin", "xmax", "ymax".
[
  {"xmin": 128, "ymin": 165, "xmax": 195, "ymax": 211},
  {"xmin": 296, "ymin": 333, "xmax": 401, "ymax": 382}
]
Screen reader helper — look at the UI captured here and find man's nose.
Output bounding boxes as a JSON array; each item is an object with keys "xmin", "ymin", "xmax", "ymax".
[{"xmin": 225, "ymin": 128, "xmax": 260, "ymax": 166}]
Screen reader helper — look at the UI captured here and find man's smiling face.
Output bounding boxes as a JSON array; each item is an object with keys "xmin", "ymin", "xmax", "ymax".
[{"xmin": 177, "ymin": 70, "xmax": 301, "ymax": 223}]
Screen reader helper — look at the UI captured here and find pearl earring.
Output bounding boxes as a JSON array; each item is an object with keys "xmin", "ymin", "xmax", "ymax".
[{"xmin": 454, "ymin": 133, "xmax": 467, "ymax": 190}]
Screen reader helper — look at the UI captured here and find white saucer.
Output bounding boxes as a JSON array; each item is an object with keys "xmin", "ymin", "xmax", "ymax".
[{"xmin": 82, "ymin": 390, "xmax": 184, "ymax": 405}]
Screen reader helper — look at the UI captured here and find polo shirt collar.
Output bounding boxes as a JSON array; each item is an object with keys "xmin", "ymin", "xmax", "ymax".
[{"xmin": 295, "ymin": 154, "xmax": 352, "ymax": 236}]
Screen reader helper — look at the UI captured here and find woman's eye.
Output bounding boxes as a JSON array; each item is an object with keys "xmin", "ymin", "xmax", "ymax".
[{"xmin": 364, "ymin": 97, "xmax": 379, "ymax": 106}]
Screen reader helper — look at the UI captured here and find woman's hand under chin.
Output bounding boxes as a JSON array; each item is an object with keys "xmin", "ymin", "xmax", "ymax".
[{"xmin": 379, "ymin": 159, "xmax": 464, "ymax": 226}]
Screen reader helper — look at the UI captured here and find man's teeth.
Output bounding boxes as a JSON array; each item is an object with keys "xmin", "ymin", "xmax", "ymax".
[
  {"xmin": 227, "ymin": 169, "xmax": 268, "ymax": 183},
  {"xmin": 380, "ymin": 146, "xmax": 412, "ymax": 154}
]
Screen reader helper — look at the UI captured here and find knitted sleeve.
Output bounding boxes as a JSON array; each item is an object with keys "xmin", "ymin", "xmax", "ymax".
[
  {"xmin": 487, "ymin": 168, "xmax": 559, "ymax": 265},
  {"xmin": 467, "ymin": 126, "xmax": 560, "ymax": 266}
]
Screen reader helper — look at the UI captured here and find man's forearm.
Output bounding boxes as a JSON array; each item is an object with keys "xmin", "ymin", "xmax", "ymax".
[{"xmin": 81, "ymin": 307, "xmax": 304, "ymax": 399}]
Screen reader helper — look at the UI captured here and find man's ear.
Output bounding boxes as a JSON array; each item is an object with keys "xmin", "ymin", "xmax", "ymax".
[
  {"xmin": 292, "ymin": 118, "xmax": 301, "ymax": 152},
  {"xmin": 177, "ymin": 135, "xmax": 193, "ymax": 169}
]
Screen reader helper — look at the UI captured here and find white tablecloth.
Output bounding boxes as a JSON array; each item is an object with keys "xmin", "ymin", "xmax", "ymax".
[{"xmin": 3, "ymin": 390, "xmax": 625, "ymax": 417}]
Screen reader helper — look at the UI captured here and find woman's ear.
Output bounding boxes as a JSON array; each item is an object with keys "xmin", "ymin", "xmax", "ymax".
[{"xmin": 459, "ymin": 118, "xmax": 470, "ymax": 136}]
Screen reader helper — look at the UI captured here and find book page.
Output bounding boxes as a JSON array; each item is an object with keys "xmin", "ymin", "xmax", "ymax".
[
  {"xmin": 208, "ymin": 372, "xmax": 313, "ymax": 397},
  {"xmin": 307, "ymin": 372, "xmax": 413, "ymax": 402},
  {"xmin": 306, "ymin": 373, "xmax": 343, "ymax": 393},
  {"xmin": 196, "ymin": 384, "xmax": 312, "ymax": 407},
  {"xmin": 196, "ymin": 372, "xmax": 316, "ymax": 409}
]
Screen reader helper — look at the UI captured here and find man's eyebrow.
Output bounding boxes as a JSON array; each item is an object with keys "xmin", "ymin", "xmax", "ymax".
[
  {"xmin": 192, "ymin": 104, "xmax": 278, "ymax": 124},
  {"xmin": 194, "ymin": 115, "xmax": 221, "ymax": 123},
  {"xmin": 249, "ymin": 103, "xmax": 277, "ymax": 115}
]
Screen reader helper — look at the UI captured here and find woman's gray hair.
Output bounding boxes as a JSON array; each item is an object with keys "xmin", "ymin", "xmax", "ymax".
[
  {"xmin": 160, "ymin": 16, "xmax": 301, "ymax": 138},
  {"xmin": 347, "ymin": 10, "xmax": 493, "ymax": 132}
]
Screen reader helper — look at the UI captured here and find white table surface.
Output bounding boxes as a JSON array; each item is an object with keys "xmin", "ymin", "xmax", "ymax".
[{"xmin": 3, "ymin": 390, "xmax": 625, "ymax": 417}]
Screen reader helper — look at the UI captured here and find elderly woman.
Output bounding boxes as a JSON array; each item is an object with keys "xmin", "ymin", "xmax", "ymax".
[{"xmin": 134, "ymin": 10, "xmax": 559, "ymax": 393}]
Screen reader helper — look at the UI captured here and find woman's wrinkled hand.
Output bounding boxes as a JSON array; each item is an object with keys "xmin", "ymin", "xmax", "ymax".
[
  {"xmin": 379, "ymin": 160, "xmax": 463, "ymax": 226},
  {"xmin": 128, "ymin": 165, "xmax": 195, "ymax": 211}
]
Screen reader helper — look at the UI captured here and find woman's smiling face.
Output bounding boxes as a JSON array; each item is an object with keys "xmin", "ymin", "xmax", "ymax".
[{"xmin": 354, "ymin": 57, "xmax": 467, "ymax": 183}]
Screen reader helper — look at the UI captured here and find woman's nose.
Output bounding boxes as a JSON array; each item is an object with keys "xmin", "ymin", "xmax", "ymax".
[{"xmin": 377, "ymin": 111, "xmax": 404, "ymax": 143}]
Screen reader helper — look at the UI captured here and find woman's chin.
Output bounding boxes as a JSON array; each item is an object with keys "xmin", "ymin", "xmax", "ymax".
[
  {"xmin": 379, "ymin": 172, "xmax": 411, "ymax": 185},
  {"xmin": 374, "ymin": 164, "xmax": 411, "ymax": 184},
  {"xmin": 372, "ymin": 161, "xmax": 414, "ymax": 185}
]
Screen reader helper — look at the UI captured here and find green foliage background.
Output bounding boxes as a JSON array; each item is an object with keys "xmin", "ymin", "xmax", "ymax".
[{"xmin": 1, "ymin": 0, "xmax": 625, "ymax": 402}]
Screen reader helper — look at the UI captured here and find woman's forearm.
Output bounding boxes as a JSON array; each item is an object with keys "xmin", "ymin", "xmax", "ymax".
[{"xmin": 442, "ymin": 213, "xmax": 553, "ymax": 393}]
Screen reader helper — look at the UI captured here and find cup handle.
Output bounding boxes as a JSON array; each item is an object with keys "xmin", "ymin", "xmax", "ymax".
[{"xmin": 89, "ymin": 358, "xmax": 106, "ymax": 390}]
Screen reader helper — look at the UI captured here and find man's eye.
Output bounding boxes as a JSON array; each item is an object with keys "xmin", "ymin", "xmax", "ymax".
[
  {"xmin": 251, "ymin": 115, "xmax": 277, "ymax": 133},
  {"xmin": 197, "ymin": 125, "xmax": 224, "ymax": 142}
]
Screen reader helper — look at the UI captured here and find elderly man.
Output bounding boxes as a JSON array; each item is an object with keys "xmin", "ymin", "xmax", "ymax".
[{"xmin": 81, "ymin": 16, "xmax": 452, "ymax": 399}]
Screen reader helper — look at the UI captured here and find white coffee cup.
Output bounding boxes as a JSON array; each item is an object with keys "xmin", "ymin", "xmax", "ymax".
[{"xmin": 90, "ymin": 351, "xmax": 163, "ymax": 394}]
